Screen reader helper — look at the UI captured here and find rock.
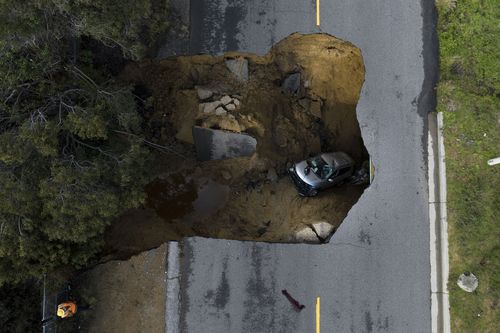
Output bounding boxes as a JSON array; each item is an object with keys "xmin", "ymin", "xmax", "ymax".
[
  {"xmin": 196, "ymin": 86, "xmax": 213, "ymax": 100},
  {"xmin": 282, "ymin": 72, "xmax": 301, "ymax": 94},
  {"xmin": 225, "ymin": 57, "xmax": 249, "ymax": 82},
  {"xmin": 295, "ymin": 227, "xmax": 320, "ymax": 244},
  {"xmin": 202, "ymin": 101, "xmax": 222, "ymax": 114},
  {"xmin": 226, "ymin": 103, "xmax": 236, "ymax": 111},
  {"xmin": 215, "ymin": 107, "xmax": 227, "ymax": 115},
  {"xmin": 310, "ymin": 100, "xmax": 322, "ymax": 118},
  {"xmin": 311, "ymin": 222, "xmax": 334, "ymax": 241},
  {"xmin": 221, "ymin": 95, "xmax": 232, "ymax": 105},
  {"xmin": 266, "ymin": 168, "xmax": 278, "ymax": 182},
  {"xmin": 233, "ymin": 99, "xmax": 241, "ymax": 107},
  {"xmin": 457, "ymin": 272, "xmax": 479, "ymax": 292}
]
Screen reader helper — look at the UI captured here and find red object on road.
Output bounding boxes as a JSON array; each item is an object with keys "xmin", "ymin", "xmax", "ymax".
[{"xmin": 282, "ymin": 289, "xmax": 306, "ymax": 311}]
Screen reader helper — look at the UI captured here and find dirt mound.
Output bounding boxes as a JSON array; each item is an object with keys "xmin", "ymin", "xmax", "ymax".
[{"xmin": 107, "ymin": 33, "xmax": 367, "ymax": 257}]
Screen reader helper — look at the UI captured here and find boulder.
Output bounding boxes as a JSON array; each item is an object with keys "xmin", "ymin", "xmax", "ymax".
[
  {"xmin": 202, "ymin": 101, "xmax": 222, "ymax": 114},
  {"xmin": 225, "ymin": 57, "xmax": 249, "ymax": 82},
  {"xmin": 196, "ymin": 86, "xmax": 213, "ymax": 100},
  {"xmin": 226, "ymin": 103, "xmax": 236, "ymax": 111},
  {"xmin": 233, "ymin": 99, "xmax": 241, "ymax": 107},
  {"xmin": 311, "ymin": 222, "xmax": 334, "ymax": 241},
  {"xmin": 221, "ymin": 95, "xmax": 232, "ymax": 105},
  {"xmin": 215, "ymin": 107, "xmax": 227, "ymax": 115},
  {"xmin": 457, "ymin": 272, "xmax": 479, "ymax": 292},
  {"xmin": 295, "ymin": 227, "xmax": 320, "ymax": 244},
  {"xmin": 282, "ymin": 73, "xmax": 301, "ymax": 94}
]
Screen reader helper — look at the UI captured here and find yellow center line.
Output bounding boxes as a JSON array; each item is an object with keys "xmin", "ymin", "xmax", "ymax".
[
  {"xmin": 316, "ymin": 297, "xmax": 321, "ymax": 333},
  {"xmin": 316, "ymin": 0, "xmax": 321, "ymax": 26}
]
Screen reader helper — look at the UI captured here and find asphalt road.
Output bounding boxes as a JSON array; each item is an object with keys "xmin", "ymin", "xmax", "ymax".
[{"xmin": 165, "ymin": 0, "xmax": 438, "ymax": 332}]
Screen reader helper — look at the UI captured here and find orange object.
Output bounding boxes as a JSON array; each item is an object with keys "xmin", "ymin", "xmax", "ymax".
[{"xmin": 57, "ymin": 301, "xmax": 77, "ymax": 318}]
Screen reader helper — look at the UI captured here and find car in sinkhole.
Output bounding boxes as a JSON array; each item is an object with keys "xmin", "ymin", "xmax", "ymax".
[{"xmin": 288, "ymin": 152, "xmax": 355, "ymax": 197}]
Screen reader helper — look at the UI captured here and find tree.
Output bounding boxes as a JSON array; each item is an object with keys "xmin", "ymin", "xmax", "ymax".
[
  {"xmin": 0, "ymin": 0, "xmax": 169, "ymax": 60},
  {"xmin": 0, "ymin": 0, "xmax": 156, "ymax": 286}
]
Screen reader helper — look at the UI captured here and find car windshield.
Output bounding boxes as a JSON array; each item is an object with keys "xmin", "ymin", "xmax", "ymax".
[{"xmin": 306, "ymin": 156, "xmax": 333, "ymax": 179}]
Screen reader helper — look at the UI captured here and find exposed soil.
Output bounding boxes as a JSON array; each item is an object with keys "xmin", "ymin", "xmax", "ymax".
[
  {"xmin": 104, "ymin": 33, "xmax": 367, "ymax": 258},
  {"xmin": 69, "ymin": 245, "xmax": 167, "ymax": 332}
]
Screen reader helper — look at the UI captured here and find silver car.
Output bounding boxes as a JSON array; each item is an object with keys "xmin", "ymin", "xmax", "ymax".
[{"xmin": 288, "ymin": 152, "xmax": 354, "ymax": 196}]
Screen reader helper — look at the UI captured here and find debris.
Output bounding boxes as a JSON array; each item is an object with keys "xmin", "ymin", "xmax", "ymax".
[
  {"xmin": 457, "ymin": 272, "xmax": 479, "ymax": 292},
  {"xmin": 233, "ymin": 99, "xmax": 240, "ymax": 107},
  {"xmin": 311, "ymin": 222, "xmax": 334, "ymax": 241},
  {"xmin": 196, "ymin": 86, "xmax": 213, "ymax": 100},
  {"xmin": 226, "ymin": 103, "xmax": 236, "ymax": 111},
  {"xmin": 225, "ymin": 57, "xmax": 248, "ymax": 82},
  {"xmin": 348, "ymin": 167, "xmax": 369, "ymax": 185},
  {"xmin": 281, "ymin": 289, "xmax": 305, "ymax": 311},
  {"xmin": 192, "ymin": 126, "xmax": 257, "ymax": 161},
  {"xmin": 294, "ymin": 227, "xmax": 320, "ymax": 243},
  {"xmin": 221, "ymin": 95, "xmax": 232, "ymax": 105},
  {"xmin": 281, "ymin": 73, "xmax": 301, "ymax": 94}
]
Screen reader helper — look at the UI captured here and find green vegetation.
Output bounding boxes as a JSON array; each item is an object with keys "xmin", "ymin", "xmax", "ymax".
[
  {"xmin": 0, "ymin": 1, "xmax": 169, "ymax": 326},
  {"xmin": 436, "ymin": 0, "xmax": 499, "ymax": 331}
]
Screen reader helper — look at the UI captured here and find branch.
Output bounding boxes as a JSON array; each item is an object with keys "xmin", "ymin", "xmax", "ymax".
[
  {"xmin": 112, "ymin": 129, "xmax": 188, "ymax": 159},
  {"xmin": 17, "ymin": 217, "xmax": 24, "ymax": 237},
  {"xmin": 71, "ymin": 135, "xmax": 121, "ymax": 163}
]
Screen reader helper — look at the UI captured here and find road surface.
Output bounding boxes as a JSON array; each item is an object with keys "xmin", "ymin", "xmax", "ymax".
[{"xmin": 163, "ymin": 0, "xmax": 438, "ymax": 332}]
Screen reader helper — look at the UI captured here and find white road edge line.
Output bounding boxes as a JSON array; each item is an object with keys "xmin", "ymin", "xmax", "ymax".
[
  {"xmin": 166, "ymin": 241, "xmax": 181, "ymax": 333},
  {"xmin": 428, "ymin": 112, "xmax": 451, "ymax": 333}
]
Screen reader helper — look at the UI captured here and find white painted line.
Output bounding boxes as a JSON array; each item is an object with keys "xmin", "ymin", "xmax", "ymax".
[
  {"xmin": 428, "ymin": 112, "xmax": 451, "ymax": 333},
  {"xmin": 316, "ymin": 0, "xmax": 321, "ymax": 26},
  {"xmin": 166, "ymin": 241, "xmax": 181, "ymax": 333}
]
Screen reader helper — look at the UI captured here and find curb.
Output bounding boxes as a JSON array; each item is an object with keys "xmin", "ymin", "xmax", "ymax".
[
  {"xmin": 428, "ymin": 112, "xmax": 451, "ymax": 333},
  {"xmin": 165, "ymin": 241, "xmax": 181, "ymax": 333}
]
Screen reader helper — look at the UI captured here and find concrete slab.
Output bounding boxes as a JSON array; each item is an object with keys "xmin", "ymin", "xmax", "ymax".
[{"xmin": 192, "ymin": 126, "xmax": 257, "ymax": 161}]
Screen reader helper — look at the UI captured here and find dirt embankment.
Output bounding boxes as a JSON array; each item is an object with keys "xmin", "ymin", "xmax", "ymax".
[
  {"xmin": 105, "ymin": 33, "xmax": 367, "ymax": 258},
  {"xmin": 71, "ymin": 245, "xmax": 167, "ymax": 333}
]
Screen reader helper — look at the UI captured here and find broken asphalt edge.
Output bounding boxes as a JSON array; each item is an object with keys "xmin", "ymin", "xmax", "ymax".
[
  {"xmin": 165, "ymin": 241, "xmax": 181, "ymax": 333},
  {"xmin": 428, "ymin": 112, "xmax": 451, "ymax": 333}
]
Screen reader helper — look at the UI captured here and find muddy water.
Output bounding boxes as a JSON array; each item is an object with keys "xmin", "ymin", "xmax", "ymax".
[{"xmin": 145, "ymin": 174, "xmax": 230, "ymax": 223}]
